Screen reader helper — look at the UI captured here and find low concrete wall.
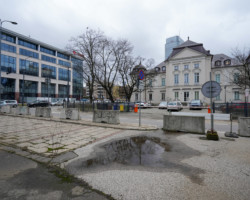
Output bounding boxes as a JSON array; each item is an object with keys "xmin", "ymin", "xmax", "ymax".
[
  {"xmin": 93, "ymin": 110, "xmax": 120, "ymax": 124},
  {"xmin": 238, "ymin": 117, "xmax": 250, "ymax": 137},
  {"xmin": 172, "ymin": 112, "xmax": 230, "ymax": 121},
  {"xmin": 60, "ymin": 108, "xmax": 80, "ymax": 120},
  {"xmin": 0, "ymin": 105, "xmax": 11, "ymax": 114},
  {"xmin": 35, "ymin": 107, "xmax": 52, "ymax": 118},
  {"xmin": 163, "ymin": 115, "xmax": 205, "ymax": 134},
  {"xmin": 10, "ymin": 106, "xmax": 29, "ymax": 115}
]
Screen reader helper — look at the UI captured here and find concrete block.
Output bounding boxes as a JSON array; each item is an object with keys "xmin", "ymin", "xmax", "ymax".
[
  {"xmin": 0, "ymin": 105, "xmax": 11, "ymax": 113},
  {"xmin": 10, "ymin": 106, "xmax": 29, "ymax": 115},
  {"xmin": 60, "ymin": 108, "xmax": 81, "ymax": 120},
  {"xmin": 93, "ymin": 110, "xmax": 120, "ymax": 124},
  {"xmin": 238, "ymin": 117, "xmax": 250, "ymax": 137},
  {"xmin": 35, "ymin": 107, "xmax": 52, "ymax": 118},
  {"xmin": 163, "ymin": 115, "xmax": 205, "ymax": 134}
]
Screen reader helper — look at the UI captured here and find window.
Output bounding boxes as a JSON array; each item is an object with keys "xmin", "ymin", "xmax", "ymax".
[
  {"xmin": 215, "ymin": 61, "xmax": 221, "ymax": 66},
  {"xmin": 224, "ymin": 59, "xmax": 231, "ymax": 66},
  {"xmin": 234, "ymin": 73, "xmax": 239, "ymax": 83},
  {"xmin": 1, "ymin": 33, "xmax": 16, "ymax": 43},
  {"xmin": 215, "ymin": 74, "xmax": 220, "ymax": 83},
  {"xmin": 216, "ymin": 94, "xmax": 220, "ymax": 100},
  {"xmin": 58, "ymin": 84, "xmax": 68, "ymax": 98},
  {"xmin": 194, "ymin": 73, "xmax": 199, "ymax": 84},
  {"xmin": 149, "ymin": 79, "xmax": 152, "ymax": 87},
  {"xmin": 58, "ymin": 60, "xmax": 71, "ymax": 67},
  {"xmin": 161, "ymin": 78, "xmax": 166, "ymax": 86},
  {"xmin": 1, "ymin": 43, "xmax": 16, "ymax": 53},
  {"xmin": 40, "ymin": 46, "xmax": 56, "ymax": 56},
  {"xmin": 1, "ymin": 54, "xmax": 16, "ymax": 73},
  {"xmin": 195, "ymin": 91, "xmax": 199, "ymax": 100},
  {"xmin": 135, "ymin": 93, "xmax": 138, "ymax": 101},
  {"xmin": 57, "ymin": 52, "xmax": 70, "ymax": 60},
  {"xmin": 155, "ymin": 67, "xmax": 160, "ymax": 72},
  {"xmin": 41, "ymin": 83, "xmax": 56, "ymax": 98},
  {"xmin": 174, "ymin": 65, "xmax": 179, "ymax": 71},
  {"xmin": 59, "ymin": 68, "xmax": 71, "ymax": 81},
  {"xmin": 19, "ymin": 48, "xmax": 39, "ymax": 59},
  {"xmin": 19, "ymin": 80, "xmax": 38, "ymax": 97},
  {"xmin": 174, "ymin": 92, "xmax": 179, "ymax": 100},
  {"xmin": 41, "ymin": 64, "xmax": 56, "ymax": 79},
  {"xmin": 174, "ymin": 74, "xmax": 179, "ymax": 85},
  {"xmin": 149, "ymin": 93, "xmax": 152, "ymax": 101},
  {"xmin": 19, "ymin": 59, "xmax": 39, "ymax": 77},
  {"xmin": 18, "ymin": 39, "xmax": 38, "ymax": 50},
  {"xmin": 184, "ymin": 73, "xmax": 189, "ymax": 84},
  {"xmin": 194, "ymin": 63, "xmax": 199, "ymax": 68},
  {"xmin": 184, "ymin": 65, "xmax": 189, "ymax": 70},
  {"xmin": 184, "ymin": 92, "xmax": 189, "ymax": 101},
  {"xmin": 162, "ymin": 66, "xmax": 166, "ymax": 71},
  {"xmin": 42, "ymin": 55, "xmax": 56, "ymax": 63},
  {"xmin": 234, "ymin": 91, "xmax": 240, "ymax": 100},
  {"xmin": 161, "ymin": 93, "xmax": 165, "ymax": 101}
]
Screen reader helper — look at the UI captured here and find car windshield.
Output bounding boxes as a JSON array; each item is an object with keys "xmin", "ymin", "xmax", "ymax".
[
  {"xmin": 168, "ymin": 102, "xmax": 176, "ymax": 105},
  {"xmin": 191, "ymin": 100, "xmax": 200, "ymax": 104},
  {"xmin": 160, "ymin": 102, "xmax": 167, "ymax": 106},
  {"xmin": 0, "ymin": 101, "xmax": 4, "ymax": 105}
]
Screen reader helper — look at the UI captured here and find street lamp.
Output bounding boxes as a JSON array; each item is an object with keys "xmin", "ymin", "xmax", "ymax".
[{"xmin": 0, "ymin": 19, "xmax": 18, "ymax": 101}]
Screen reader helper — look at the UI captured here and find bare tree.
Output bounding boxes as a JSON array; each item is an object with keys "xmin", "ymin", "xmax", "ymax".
[
  {"xmin": 95, "ymin": 38, "xmax": 133, "ymax": 102},
  {"xmin": 67, "ymin": 28, "xmax": 105, "ymax": 103},
  {"xmin": 231, "ymin": 48, "xmax": 250, "ymax": 89}
]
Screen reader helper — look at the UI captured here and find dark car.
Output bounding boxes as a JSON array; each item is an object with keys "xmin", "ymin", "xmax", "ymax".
[
  {"xmin": 27, "ymin": 100, "xmax": 50, "ymax": 107},
  {"xmin": 189, "ymin": 100, "xmax": 203, "ymax": 110}
]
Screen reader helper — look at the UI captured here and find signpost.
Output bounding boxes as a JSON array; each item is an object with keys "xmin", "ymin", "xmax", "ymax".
[
  {"xmin": 201, "ymin": 72, "xmax": 221, "ymax": 138},
  {"xmin": 138, "ymin": 70, "xmax": 144, "ymax": 127}
]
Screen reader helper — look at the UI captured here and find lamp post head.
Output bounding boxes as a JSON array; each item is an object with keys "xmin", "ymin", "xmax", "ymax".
[{"xmin": 11, "ymin": 22, "xmax": 18, "ymax": 25}]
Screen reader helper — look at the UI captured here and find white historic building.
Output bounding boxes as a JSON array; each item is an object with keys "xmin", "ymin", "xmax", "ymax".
[{"xmin": 131, "ymin": 39, "xmax": 247, "ymax": 105}]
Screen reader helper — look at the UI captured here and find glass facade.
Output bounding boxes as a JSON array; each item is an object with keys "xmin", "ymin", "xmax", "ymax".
[
  {"xmin": 58, "ymin": 60, "xmax": 71, "ymax": 67},
  {"xmin": 59, "ymin": 68, "xmax": 71, "ymax": 81},
  {"xmin": 18, "ymin": 39, "xmax": 38, "ymax": 50},
  {"xmin": 19, "ymin": 59, "xmax": 39, "ymax": 76},
  {"xmin": 41, "ymin": 54, "xmax": 56, "ymax": 63},
  {"xmin": 41, "ymin": 64, "xmax": 56, "ymax": 79},
  {"xmin": 1, "ymin": 33, "xmax": 16, "ymax": 43},
  {"xmin": 40, "ymin": 46, "xmax": 56, "ymax": 56},
  {"xmin": 165, "ymin": 36, "xmax": 184, "ymax": 59},
  {"xmin": 1, "ymin": 43, "xmax": 16, "ymax": 53},
  {"xmin": 41, "ymin": 83, "xmax": 55, "ymax": 97},
  {"xmin": 1, "ymin": 54, "xmax": 16, "ymax": 73},
  {"xmin": 0, "ymin": 78, "xmax": 15, "ymax": 100},
  {"xmin": 58, "ymin": 52, "xmax": 70, "ymax": 60},
  {"xmin": 19, "ymin": 80, "xmax": 38, "ymax": 97},
  {"xmin": 19, "ymin": 48, "xmax": 39, "ymax": 59},
  {"xmin": 58, "ymin": 84, "xmax": 68, "ymax": 98}
]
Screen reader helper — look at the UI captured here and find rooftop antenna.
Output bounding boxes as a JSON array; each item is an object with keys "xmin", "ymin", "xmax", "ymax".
[{"xmin": 188, "ymin": 36, "xmax": 189, "ymax": 40}]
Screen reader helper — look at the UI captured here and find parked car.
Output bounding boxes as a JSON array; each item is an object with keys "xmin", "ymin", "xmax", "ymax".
[
  {"xmin": 0, "ymin": 100, "xmax": 18, "ymax": 108},
  {"xmin": 158, "ymin": 101, "xmax": 168, "ymax": 109},
  {"xmin": 189, "ymin": 100, "xmax": 203, "ymax": 110},
  {"xmin": 135, "ymin": 102, "xmax": 150, "ymax": 108},
  {"xmin": 167, "ymin": 101, "xmax": 183, "ymax": 111},
  {"xmin": 27, "ymin": 100, "xmax": 50, "ymax": 107},
  {"xmin": 51, "ymin": 100, "xmax": 63, "ymax": 106}
]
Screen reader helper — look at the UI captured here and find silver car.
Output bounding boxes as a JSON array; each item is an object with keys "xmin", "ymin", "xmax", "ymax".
[
  {"xmin": 0, "ymin": 100, "xmax": 18, "ymax": 108},
  {"xmin": 167, "ymin": 101, "xmax": 183, "ymax": 111}
]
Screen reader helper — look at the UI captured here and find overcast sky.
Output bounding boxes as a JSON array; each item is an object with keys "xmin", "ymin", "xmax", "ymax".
[{"xmin": 1, "ymin": 0, "xmax": 249, "ymax": 65}]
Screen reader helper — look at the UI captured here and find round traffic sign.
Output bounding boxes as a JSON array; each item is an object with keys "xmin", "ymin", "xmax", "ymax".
[
  {"xmin": 138, "ymin": 70, "xmax": 144, "ymax": 80},
  {"xmin": 201, "ymin": 81, "xmax": 221, "ymax": 98}
]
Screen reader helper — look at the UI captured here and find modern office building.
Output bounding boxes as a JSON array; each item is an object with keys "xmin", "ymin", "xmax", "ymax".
[
  {"xmin": 0, "ymin": 27, "xmax": 83, "ymax": 103},
  {"xmin": 165, "ymin": 36, "xmax": 184, "ymax": 60}
]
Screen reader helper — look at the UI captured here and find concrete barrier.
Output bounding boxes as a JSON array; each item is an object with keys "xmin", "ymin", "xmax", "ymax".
[
  {"xmin": 10, "ymin": 106, "xmax": 29, "ymax": 115},
  {"xmin": 35, "ymin": 107, "xmax": 52, "ymax": 118},
  {"xmin": 0, "ymin": 105, "xmax": 11, "ymax": 114},
  {"xmin": 60, "ymin": 108, "xmax": 80, "ymax": 120},
  {"xmin": 163, "ymin": 115, "xmax": 205, "ymax": 134},
  {"xmin": 238, "ymin": 117, "xmax": 250, "ymax": 137},
  {"xmin": 93, "ymin": 110, "xmax": 120, "ymax": 124},
  {"xmin": 171, "ymin": 112, "xmax": 230, "ymax": 121}
]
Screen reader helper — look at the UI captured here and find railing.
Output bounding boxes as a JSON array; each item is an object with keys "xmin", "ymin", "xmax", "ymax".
[{"xmin": 213, "ymin": 102, "xmax": 249, "ymax": 117}]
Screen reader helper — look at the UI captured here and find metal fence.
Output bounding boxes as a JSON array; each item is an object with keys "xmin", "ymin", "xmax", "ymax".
[
  {"xmin": 213, "ymin": 102, "xmax": 249, "ymax": 117},
  {"xmin": 66, "ymin": 102, "xmax": 135, "ymax": 112}
]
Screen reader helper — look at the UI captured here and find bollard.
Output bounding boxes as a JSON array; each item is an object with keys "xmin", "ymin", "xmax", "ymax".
[
  {"xmin": 134, "ymin": 104, "xmax": 138, "ymax": 113},
  {"xmin": 120, "ymin": 104, "xmax": 124, "ymax": 112}
]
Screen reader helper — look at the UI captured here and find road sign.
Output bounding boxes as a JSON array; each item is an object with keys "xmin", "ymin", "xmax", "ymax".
[
  {"xmin": 138, "ymin": 80, "xmax": 144, "ymax": 90},
  {"xmin": 201, "ymin": 81, "xmax": 221, "ymax": 98},
  {"xmin": 138, "ymin": 70, "xmax": 144, "ymax": 80}
]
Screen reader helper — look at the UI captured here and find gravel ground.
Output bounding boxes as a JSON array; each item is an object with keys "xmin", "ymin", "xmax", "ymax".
[{"xmin": 65, "ymin": 129, "xmax": 250, "ymax": 200}]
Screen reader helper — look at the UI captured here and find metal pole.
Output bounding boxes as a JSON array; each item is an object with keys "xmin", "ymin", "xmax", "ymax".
[
  {"xmin": 67, "ymin": 67, "xmax": 69, "ymax": 107},
  {"xmin": 22, "ymin": 69, "xmax": 24, "ymax": 106},
  {"xmin": 139, "ymin": 89, "xmax": 141, "ymax": 127},
  {"xmin": 210, "ymin": 72, "xmax": 214, "ymax": 131}
]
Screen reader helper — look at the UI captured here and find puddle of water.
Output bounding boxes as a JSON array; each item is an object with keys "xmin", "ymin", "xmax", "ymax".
[{"xmin": 82, "ymin": 136, "xmax": 171, "ymax": 168}]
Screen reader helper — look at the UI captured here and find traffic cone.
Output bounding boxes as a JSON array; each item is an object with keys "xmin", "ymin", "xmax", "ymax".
[{"xmin": 208, "ymin": 105, "xmax": 211, "ymax": 113}]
